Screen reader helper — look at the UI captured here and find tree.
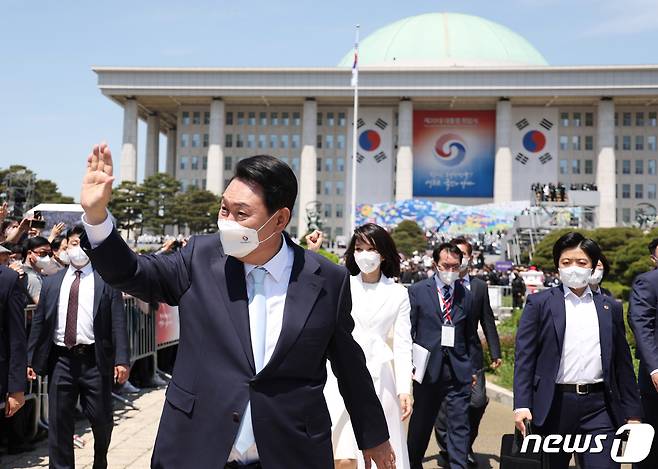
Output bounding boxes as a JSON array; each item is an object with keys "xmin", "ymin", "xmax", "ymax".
[
  {"xmin": 173, "ymin": 188, "xmax": 220, "ymax": 234},
  {"xmin": 141, "ymin": 173, "xmax": 181, "ymax": 235},
  {"xmin": 34, "ymin": 179, "xmax": 74, "ymax": 205},
  {"xmin": 109, "ymin": 181, "xmax": 145, "ymax": 242},
  {"xmin": 391, "ymin": 220, "xmax": 427, "ymax": 256}
]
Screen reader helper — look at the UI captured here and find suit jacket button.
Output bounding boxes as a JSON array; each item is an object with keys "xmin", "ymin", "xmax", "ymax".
[{"xmin": 232, "ymin": 412, "xmax": 240, "ymax": 422}]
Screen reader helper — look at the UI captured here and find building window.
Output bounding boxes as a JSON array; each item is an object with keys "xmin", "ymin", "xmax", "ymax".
[
  {"xmin": 649, "ymin": 112, "xmax": 657, "ymax": 127},
  {"xmin": 316, "ymin": 134, "xmax": 323, "ymax": 149},
  {"xmin": 247, "ymin": 112, "xmax": 256, "ymax": 126},
  {"xmin": 572, "ymin": 136, "xmax": 581, "ymax": 151},
  {"xmin": 325, "ymin": 158, "xmax": 333, "ymax": 172},
  {"xmin": 292, "ymin": 134, "xmax": 300, "ymax": 149},
  {"xmin": 636, "ymin": 136, "xmax": 645, "ymax": 151},
  {"xmin": 338, "ymin": 112, "xmax": 346, "ymax": 126},
  {"xmin": 337, "ymin": 158, "xmax": 345, "ymax": 172},
  {"xmin": 316, "ymin": 180, "xmax": 321, "ymax": 195},
  {"xmin": 224, "ymin": 156, "xmax": 232, "ymax": 171},
  {"xmin": 180, "ymin": 179, "xmax": 187, "ymax": 191},
  {"xmin": 337, "ymin": 135, "xmax": 346, "ymax": 150},
  {"xmin": 317, "ymin": 112, "xmax": 323, "ymax": 126},
  {"xmin": 270, "ymin": 134, "xmax": 278, "ymax": 149},
  {"xmin": 622, "ymin": 208, "xmax": 631, "ymax": 223},
  {"xmin": 649, "ymin": 159, "xmax": 657, "ymax": 175},
  {"xmin": 571, "ymin": 159, "xmax": 581, "ymax": 174},
  {"xmin": 224, "ymin": 178, "xmax": 231, "ymax": 189},
  {"xmin": 623, "ymin": 136, "xmax": 631, "ymax": 151},
  {"xmin": 204, "ymin": 112, "xmax": 210, "ymax": 125},
  {"xmin": 225, "ymin": 134, "xmax": 233, "ymax": 148},
  {"xmin": 324, "ymin": 181, "xmax": 332, "ymax": 195},
  {"xmin": 271, "ymin": 112, "xmax": 278, "ymax": 126},
  {"xmin": 573, "ymin": 113, "xmax": 581, "ymax": 127},
  {"xmin": 336, "ymin": 227, "xmax": 344, "ymax": 236},
  {"xmin": 180, "ymin": 134, "xmax": 189, "ymax": 148},
  {"xmin": 336, "ymin": 204, "xmax": 344, "ymax": 218},
  {"xmin": 585, "ymin": 112, "xmax": 594, "ymax": 126},
  {"xmin": 324, "ymin": 203, "xmax": 332, "ymax": 218},
  {"xmin": 649, "ymin": 184, "xmax": 657, "ymax": 200},
  {"xmin": 622, "ymin": 184, "xmax": 631, "ymax": 199},
  {"xmin": 247, "ymin": 134, "xmax": 256, "ymax": 148},
  {"xmin": 236, "ymin": 112, "xmax": 245, "ymax": 126},
  {"xmin": 561, "ymin": 112, "xmax": 569, "ymax": 127},
  {"xmin": 317, "ymin": 157, "xmax": 322, "ymax": 172},
  {"xmin": 258, "ymin": 135, "xmax": 266, "ymax": 149},
  {"xmin": 636, "ymin": 159, "xmax": 644, "ymax": 175},
  {"xmin": 280, "ymin": 135, "xmax": 289, "ymax": 149},
  {"xmin": 615, "ymin": 136, "xmax": 619, "ymax": 151},
  {"xmin": 637, "ymin": 112, "xmax": 645, "ymax": 126},
  {"xmin": 559, "ymin": 136, "xmax": 568, "ymax": 151},
  {"xmin": 623, "ymin": 160, "xmax": 631, "ymax": 174},
  {"xmin": 191, "ymin": 134, "xmax": 201, "ymax": 148},
  {"xmin": 280, "ymin": 156, "xmax": 288, "ymax": 165},
  {"xmin": 585, "ymin": 160, "xmax": 593, "ymax": 174},
  {"xmin": 202, "ymin": 179, "xmax": 207, "ymax": 190},
  {"xmin": 202, "ymin": 156, "xmax": 208, "ymax": 170},
  {"xmin": 636, "ymin": 184, "xmax": 644, "ymax": 199},
  {"xmin": 182, "ymin": 112, "xmax": 190, "ymax": 126},
  {"xmin": 236, "ymin": 134, "xmax": 244, "ymax": 148},
  {"xmin": 259, "ymin": 112, "xmax": 267, "ymax": 126},
  {"xmin": 193, "ymin": 112, "xmax": 201, "ymax": 125},
  {"xmin": 282, "ymin": 112, "xmax": 290, "ymax": 126},
  {"xmin": 180, "ymin": 156, "xmax": 188, "ymax": 170},
  {"xmin": 226, "ymin": 112, "xmax": 233, "ymax": 125},
  {"xmin": 291, "ymin": 157, "xmax": 300, "ymax": 173},
  {"xmin": 585, "ymin": 136, "xmax": 594, "ymax": 151},
  {"xmin": 203, "ymin": 133, "xmax": 209, "ymax": 148},
  {"xmin": 191, "ymin": 156, "xmax": 199, "ymax": 170},
  {"xmin": 559, "ymin": 159, "xmax": 568, "ymax": 175},
  {"xmin": 648, "ymin": 136, "xmax": 657, "ymax": 151},
  {"xmin": 623, "ymin": 112, "xmax": 632, "ymax": 126},
  {"xmin": 336, "ymin": 181, "xmax": 344, "ymax": 196},
  {"xmin": 326, "ymin": 135, "xmax": 334, "ymax": 149},
  {"xmin": 292, "ymin": 112, "xmax": 301, "ymax": 126},
  {"xmin": 614, "ymin": 113, "xmax": 619, "ymax": 127},
  {"xmin": 327, "ymin": 112, "xmax": 335, "ymax": 126}
]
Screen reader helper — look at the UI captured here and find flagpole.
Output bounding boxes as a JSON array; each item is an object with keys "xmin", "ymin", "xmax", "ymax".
[{"xmin": 350, "ymin": 24, "xmax": 360, "ymax": 234}]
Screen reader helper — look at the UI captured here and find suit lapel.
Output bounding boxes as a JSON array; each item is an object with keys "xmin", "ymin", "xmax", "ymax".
[
  {"xmin": 262, "ymin": 237, "xmax": 324, "ymax": 375},
  {"xmin": 425, "ymin": 279, "xmax": 442, "ymax": 325},
  {"xmin": 210, "ymin": 235, "xmax": 255, "ymax": 373},
  {"xmin": 46, "ymin": 270, "xmax": 67, "ymax": 321},
  {"xmin": 593, "ymin": 292, "xmax": 613, "ymax": 378},
  {"xmin": 92, "ymin": 271, "xmax": 103, "ymax": 318},
  {"xmin": 551, "ymin": 286, "xmax": 567, "ymax": 355}
]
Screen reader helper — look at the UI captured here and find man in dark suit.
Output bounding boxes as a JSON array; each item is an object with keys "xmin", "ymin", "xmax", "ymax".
[
  {"xmin": 78, "ymin": 145, "xmax": 394, "ymax": 469},
  {"xmin": 407, "ymin": 243, "xmax": 478, "ymax": 469},
  {"xmin": 434, "ymin": 238, "xmax": 502, "ymax": 467},
  {"xmin": 515, "ymin": 232, "xmax": 641, "ymax": 468},
  {"xmin": 0, "ymin": 264, "xmax": 27, "ymax": 429},
  {"xmin": 629, "ymin": 241, "xmax": 658, "ymax": 468},
  {"xmin": 27, "ymin": 225, "xmax": 130, "ymax": 469}
]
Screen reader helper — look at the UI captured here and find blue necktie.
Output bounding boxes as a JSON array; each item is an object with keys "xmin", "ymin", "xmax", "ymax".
[{"xmin": 235, "ymin": 267, "xmax": 268, "ymax": 454}]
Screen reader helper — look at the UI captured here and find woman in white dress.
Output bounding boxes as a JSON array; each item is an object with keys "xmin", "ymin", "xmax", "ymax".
[{"xmin": 308, "ymin": 224, "xmax": 413, "ymax": 469}]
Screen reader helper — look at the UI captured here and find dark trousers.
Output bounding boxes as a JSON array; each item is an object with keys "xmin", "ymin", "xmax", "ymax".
[
  {"xmin": 434, "ymin": 368, "xmax": 488, "ymax": 453},
  {"xmin": 536, "ymin": 388, "xmax": 618, "ymax": 469},
  {"xmin": 407, "ymin": 358, "xmax": 471, "ymax": 469},
  {"xmin": 635, "ymin": 390, "xmax": 658, "ymax": 469},
  {"xmin": 48, "ymin": 347, "xmax": 114, "ymax": 469}
]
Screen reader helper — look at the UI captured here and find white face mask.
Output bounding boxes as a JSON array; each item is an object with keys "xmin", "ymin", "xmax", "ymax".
[
  {"xmin": 559, "ymin": 266, "xmax": 592, "ymax": 289},
  {"xmin": 34, "ymin": 255, "xmax": 54, "ymax": 271},
  {"xmin": 41, "ymin": 258, "xmax": 63, "ymax": 275},
  {"xmin": 354, "ymin": 250, "xmax": 381, "ymax": 274},
  {"xmin": 589, "ymin": 269, "xmax": 604, "ymax": 285},
  {"xmin": 438, "ymin": 269, "xmax": 460, "ymax": 286},
  {"xmin": 67, "ymin": 245, "xmax": 90, "ymax": 267},
  {"xmin": 57, "ymin": 250, "xmax": 70, "ymax": 265},
  {"xmin": 217, "ymin": 211, "xmax": 279, "ymax": 259}
]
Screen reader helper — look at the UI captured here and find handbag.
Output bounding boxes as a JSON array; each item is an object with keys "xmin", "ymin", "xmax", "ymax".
[{"xmin": 500, "ymin": 419, "xmax": 549, "ymax": 469}]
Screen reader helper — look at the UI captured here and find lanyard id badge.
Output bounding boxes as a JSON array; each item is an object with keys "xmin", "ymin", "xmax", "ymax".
[{"xmin": 441, "ymin": 324, "xmax": 455, "ymax": 348}]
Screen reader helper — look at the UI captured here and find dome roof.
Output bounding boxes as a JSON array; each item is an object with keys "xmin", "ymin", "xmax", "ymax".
[{"xmin": 338, "ymin": 13, "xmax": 548, "ymax": 67}]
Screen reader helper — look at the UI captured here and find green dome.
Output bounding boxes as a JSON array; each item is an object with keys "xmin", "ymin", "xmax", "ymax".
[{"xmin": 338, "ymin": 13, "xmax": 548, "ymax": 67}]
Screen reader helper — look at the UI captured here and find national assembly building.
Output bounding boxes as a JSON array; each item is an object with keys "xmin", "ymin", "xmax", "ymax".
[{"xmin": 93, "ymin": 12, "xmax": 658, "ymax": 239}]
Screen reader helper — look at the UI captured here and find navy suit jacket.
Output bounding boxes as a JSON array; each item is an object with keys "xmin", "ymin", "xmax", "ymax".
[
  {"xmin": 0, "ymin": 266, "xmax": 27, "ymax": 397},
  {"xmin": 83, "ymin": 229, "xmax": 388, "ymax": 469},
  {"xmin": 408, "ymin": 277, "xmax": 478, "ymax": 385},
  {"xmin": 514, "ymin": 286, "xmax": 641, "ymax": 427},
  {"xmin": 27, "ymin": 267, "xmax": 129, "ymax": 376},
  {"xmin": 468, "ymin": 277, "xmax": 502, "ymax": 369},
  {"xmin": 629, "ymin": 268, "xmax": 658, "ymax": 394}
]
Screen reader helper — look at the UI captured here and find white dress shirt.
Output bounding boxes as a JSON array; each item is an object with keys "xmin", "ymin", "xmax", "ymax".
[
  {"xmin": 434, "ymin": 274, "xmax": 453, "ymax": 317},
  {"xmin": 556, "ymin": 287, "xmax": 603, "ymax": 384},
  {"xmin": 54, "ymin": 262, "xmax": 96, "ymax": 346},
  {"xmin": 81, "ymin": 211, "xmax": 294, "ymax": 465},
  {"xmin": 460, "ymin": 274, "xmax": 471, "ymax": 291}
]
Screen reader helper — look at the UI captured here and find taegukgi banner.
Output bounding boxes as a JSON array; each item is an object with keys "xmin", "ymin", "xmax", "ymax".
[{"xmin": 412, "ymin": 110, "xmax": 495, "ymax": 198}]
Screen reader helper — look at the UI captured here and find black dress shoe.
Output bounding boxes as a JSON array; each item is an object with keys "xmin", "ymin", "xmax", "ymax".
[{"xmin": 467, "ymin": 449, "xmax": 478, "ymax": 467}]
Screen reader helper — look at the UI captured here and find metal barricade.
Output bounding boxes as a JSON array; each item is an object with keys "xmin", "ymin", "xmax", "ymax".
[
  {"xmin": 487, "ymin": 285, "xmax": 514, "ymax": 320},
  {"xmin": 123, "ymin": 295, "xmax": 156, "ymax": 363}
]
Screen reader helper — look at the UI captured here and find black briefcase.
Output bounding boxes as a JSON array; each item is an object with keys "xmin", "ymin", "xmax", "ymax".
[{"xmin": 500, "ymin": 420, "xmax": 549, "ymax": 469}]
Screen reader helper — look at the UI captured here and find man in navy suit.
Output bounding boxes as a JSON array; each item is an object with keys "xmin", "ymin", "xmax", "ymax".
[
  {"xmin": 629, "ymin": 237, "xmax": 658, "ymax": 469},
  {"xmin": 27, "ymin": 225, "xmax": 130, "ymax": 469},
  {"xmin": 515, "ymin": 232, "xmax": 641, "ymax": 469},
  {"xmin": 78, "ymin": 145, "xmax": 394, "ymax": 469},
  {"xmin": 407, "ymin": 243, "xmax": 478, "ymax": 469}
]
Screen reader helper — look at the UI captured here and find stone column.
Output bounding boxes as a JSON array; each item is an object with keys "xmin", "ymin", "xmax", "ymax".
[
  {"xmin": 493, "ymin": 98, "xmax": 513, "ymax": 203},
  {"xmin": 120, "ymin": 98, "xmax": 138, "ymax": 182},
  {"xmin": 206, "ymin": 98, "xmax": 225, "ymax": 196},
  {"xmin": 395, "ymin": 98, "xmax": 413, "ymax": 201},
  {"xmin": 166, "ymin": 127, "xmax": 177, "ymax": 177},
  {"xmin": 145, "ymin": 113, "xmax": 160, "ymax": 178},
  {"xmin": 297, "ymin": 98, "xmax": 318, "ymax": 236},
  {"xmin": 596, "ymin": 98, "xmax": 616, "ymax": 227}
]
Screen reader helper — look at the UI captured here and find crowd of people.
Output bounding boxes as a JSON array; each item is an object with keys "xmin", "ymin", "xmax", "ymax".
[
  {"xmin": 532, "ymin": 182, "xmax": 568, "ymax": 203},
  {"xmin": 1, "ymin": 147, "xmax": 657, "ymax": 469}
]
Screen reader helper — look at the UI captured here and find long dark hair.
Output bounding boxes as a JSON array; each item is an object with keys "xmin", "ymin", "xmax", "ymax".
[{"xmin": 344, "ymin": 223, "xmax": 401, "ymax": 278}]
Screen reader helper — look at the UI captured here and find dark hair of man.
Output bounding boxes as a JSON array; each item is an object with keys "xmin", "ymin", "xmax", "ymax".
[
  {"xmin": 432, "ymin": 242, "xmax": 464, "ymax": 263},
  {"xmin": 66, "ymin": 224, "xmax": 86, "ymax": 241},
  {"xmin": 648, "ymin": 238, "xmax": 658, "ymax": 256},
  {"xmin": 230, "ymin": 155, "xmax": 298, "ymax": 223},
  {"xmin": 450, "ymin": 237, "xmax": 473, "ymax": 256},
  {"xmin": 552, "ymin": 232, "xmax": 601, "ymax": 270},
  {"xmin": 51, "ymin": 236, "xmax": 66, "ymax": 251},
  {"xmin": 344, "ymin": 223, "xmax": 401, "ymax": 278},
  {"xmin": 22, "ymin": 236, "xmax": 51, "ymax": 259}
]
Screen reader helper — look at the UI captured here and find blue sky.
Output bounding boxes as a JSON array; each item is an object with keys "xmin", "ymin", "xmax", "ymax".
[{"xmin": 1, "ymin": 0, "xmax": 657, "ymax": 200}]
